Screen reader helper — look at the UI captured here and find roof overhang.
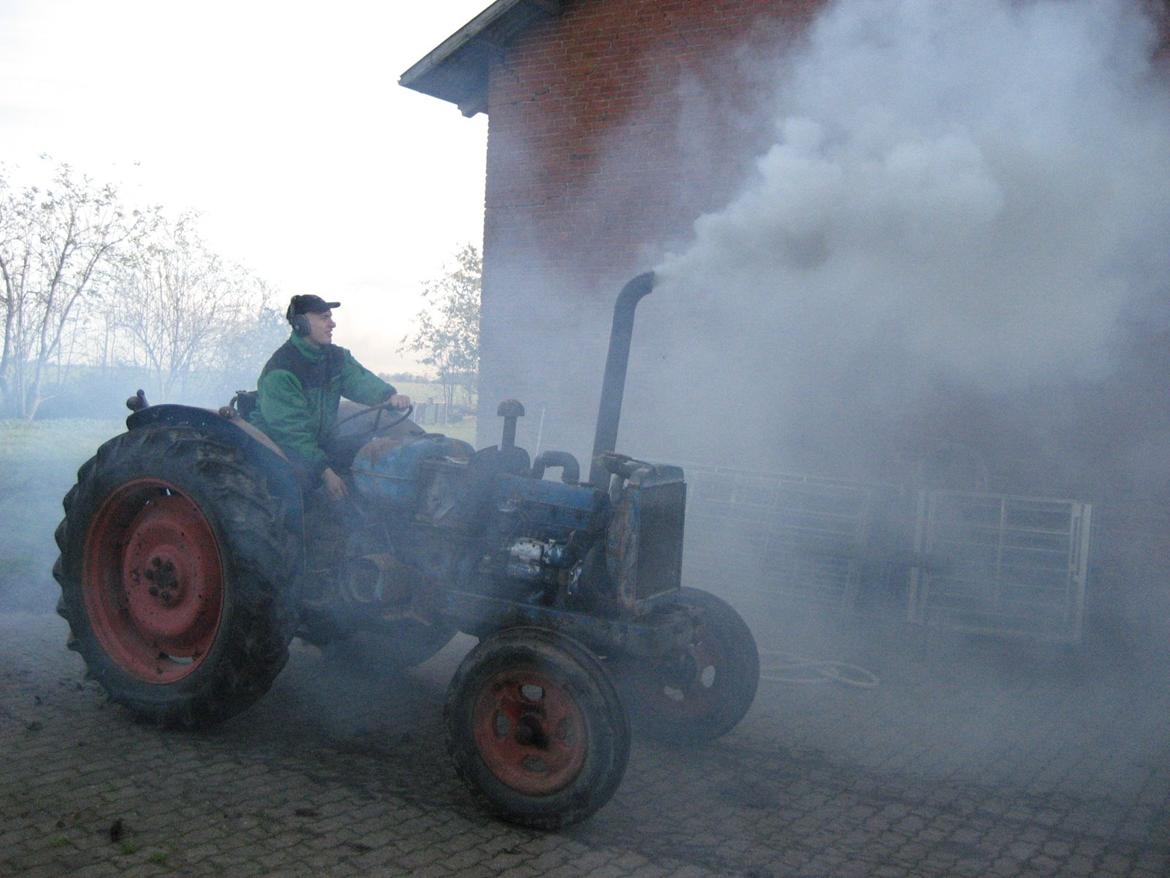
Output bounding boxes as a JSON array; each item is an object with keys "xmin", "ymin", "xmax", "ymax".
[{"xmin": 399, "ymin": 0, "xmax": 564, "ymax": 117}]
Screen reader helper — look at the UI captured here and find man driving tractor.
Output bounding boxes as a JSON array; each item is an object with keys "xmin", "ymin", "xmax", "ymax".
[{"xmin": 249, "ymin": 294, "xmax": 411, "ymax": 500}]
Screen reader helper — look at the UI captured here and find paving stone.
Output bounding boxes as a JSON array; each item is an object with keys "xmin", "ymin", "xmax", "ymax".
[
  {"xmin": 482, "ymin": 865, "xmax": 542, "ymax": 878},
  {"xmin": 5, "ymin": 613, "xmax": 1170, "ymax": 877}
]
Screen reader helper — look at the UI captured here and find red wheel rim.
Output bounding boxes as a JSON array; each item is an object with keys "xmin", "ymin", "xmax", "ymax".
[
  {"xmin": 82, "ymin": 479, "xmax": 225, "ymax": 683},
  {"xmin": 634, "ymin": 630, "xmax": 725, "ymax": 720},
  {"xmin": 472, "ymin": 669, "xmax": 588, "ymax": 795}
]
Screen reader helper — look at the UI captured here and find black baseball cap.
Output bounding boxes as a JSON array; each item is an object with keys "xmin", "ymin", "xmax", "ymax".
[{"xmin": 288, "ymin": 294, "xmax": 340, "ymax": 315}]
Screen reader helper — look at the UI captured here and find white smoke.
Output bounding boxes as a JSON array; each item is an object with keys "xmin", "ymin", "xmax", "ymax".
[{"xmin": 655, "ymin": 0, "xmax": 1170, "ymax": 391}]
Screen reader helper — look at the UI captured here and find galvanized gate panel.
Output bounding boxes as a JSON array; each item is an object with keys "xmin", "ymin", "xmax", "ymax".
[
  {"xmin": 682, "ymin": 464, "xmax": 882, "ymax": 610},
  {"xmin": 909, "ymin": 491, "xmax": 1091, "ymax": 642}
]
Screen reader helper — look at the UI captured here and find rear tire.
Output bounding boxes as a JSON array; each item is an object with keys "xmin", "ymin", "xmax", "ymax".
[
  {"xmin": 54, "ymin": 427, "xmax": 301, "ymax": 727},
  {"xmin": 445, "ymin": 627, "xmax": 629, "ymax": 829}
]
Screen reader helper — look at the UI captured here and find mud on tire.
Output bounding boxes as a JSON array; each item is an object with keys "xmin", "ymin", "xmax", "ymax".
[
  {"xmin": 445, "ymin": 627, "xmax": 630, "ymax": 830},
  {"xmin": 53, "ymin": 426, "xmax": 301, "ymax": 727}
]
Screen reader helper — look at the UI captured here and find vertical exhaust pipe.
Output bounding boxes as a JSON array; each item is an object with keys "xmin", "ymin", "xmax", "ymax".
[{"xmin": 588, "ymin": 271, "xmax": 656, "ymax": 486}]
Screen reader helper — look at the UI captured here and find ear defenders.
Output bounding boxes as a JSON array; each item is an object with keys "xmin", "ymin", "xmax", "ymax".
[{"xmin": 286, "ymin": 298, "xmax": 311, "ymax": 336}]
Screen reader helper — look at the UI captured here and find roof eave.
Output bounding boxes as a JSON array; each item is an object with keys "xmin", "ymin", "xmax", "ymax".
[{"xmin": 399, "ymin": 0, "xmax": 563, "ymax": 117}]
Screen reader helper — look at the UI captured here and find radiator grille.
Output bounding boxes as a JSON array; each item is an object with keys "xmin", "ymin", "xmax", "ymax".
[{"xmin": 634, "ymin": 481, "xmax": 686, "ymax": 602}]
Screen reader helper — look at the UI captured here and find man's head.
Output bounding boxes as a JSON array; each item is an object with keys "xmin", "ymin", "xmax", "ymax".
[{"xmin": 286, "ymin": 295, "xmax": 340, "ymax": 347}]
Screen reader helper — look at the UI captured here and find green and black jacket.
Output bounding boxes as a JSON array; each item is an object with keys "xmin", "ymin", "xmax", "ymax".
[{"xmin": 249, "ymin": 332, "xmax": 395, "ymax": 480}]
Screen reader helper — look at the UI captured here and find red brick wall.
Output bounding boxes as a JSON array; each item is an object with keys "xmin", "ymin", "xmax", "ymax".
[
  {"xmin": 484, "ymin": 0, "xmax": 821, "ymax": 256},
  {"xmin": 473, "ymin": 0, "xmax": 1170, "ymax": 466},
  {"xmin": 478, "ymin": 0, "xmax": 823, "ymax": 451}
]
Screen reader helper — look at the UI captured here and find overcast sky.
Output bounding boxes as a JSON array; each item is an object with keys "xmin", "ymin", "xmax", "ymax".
[{"xmin": 0, "ymin": 0, "xmax": 491, "ymax": 374}]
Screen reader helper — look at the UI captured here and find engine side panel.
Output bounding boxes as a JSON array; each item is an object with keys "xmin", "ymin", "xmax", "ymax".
[{"xmin": 491, "ymin": 475, "xmax": 610, "ymax": 545}]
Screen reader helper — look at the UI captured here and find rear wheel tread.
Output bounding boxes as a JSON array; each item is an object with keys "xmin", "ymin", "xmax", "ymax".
[{"xmin": 53, "ymin": 426, "xmax": 301, "ymax": 728}]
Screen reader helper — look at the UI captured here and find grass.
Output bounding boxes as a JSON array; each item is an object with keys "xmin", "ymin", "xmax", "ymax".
[
  {"xmin": 0, "ymin": 417, "xmax": 126, "ymax": 464},
  {"xmin": 390, "ymin": 382, "xmax": 477, "ymax": 445},
  {"xmin": 0, "ymin": 418, "xmax": 126, "ymax": 613},
  {"xmin": 420, "ymin": 414, "xmax": 476, "ymax": 444},
  {"xmin": 391, "ymin": 380, "xmax": 473, "ymax": 406}
]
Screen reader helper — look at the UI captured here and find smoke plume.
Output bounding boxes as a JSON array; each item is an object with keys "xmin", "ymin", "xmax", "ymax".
[{"xmin": 634, "ymin": 0, "xmax": 1170, "ymax": 476}]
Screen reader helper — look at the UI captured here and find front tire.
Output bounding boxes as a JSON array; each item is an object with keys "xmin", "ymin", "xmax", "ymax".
[
  {"xmin": 54, "ymin": 427, "xmax": 301, "ymax": 727},
  {"xmin": 445, "ymin": 627, "xmax": 629, "ymax": 829},
  {"xmin": 623, "ymin": 587, "xmax": 759, "ymax": 744}
]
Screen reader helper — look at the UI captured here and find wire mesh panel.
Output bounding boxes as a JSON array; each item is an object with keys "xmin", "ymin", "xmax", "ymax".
[
  {"xmin": 682, "ymin": 464, "xmax": 883, "ymax": 611},
  {"xmin": 909, "ymin": 491, "xmax": 1091, "ymax": 642}
]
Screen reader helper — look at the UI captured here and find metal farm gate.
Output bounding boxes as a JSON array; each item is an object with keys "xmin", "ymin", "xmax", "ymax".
[
  {"xmin": 681, "ymin": 464, "xmax": 1093, "ymax": 642},
  {"xmin": 682, "ymin": 464, "xmax": 885, "ymax": 611},
  {"xmin": 909, "ymin": 491, "xmax": 1092, "ymax": 643}
]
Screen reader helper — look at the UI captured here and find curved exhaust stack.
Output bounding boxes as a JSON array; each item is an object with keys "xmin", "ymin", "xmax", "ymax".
[{"xmin": 588, "ymin": 271, "xmax": 656, "ymax": 486}]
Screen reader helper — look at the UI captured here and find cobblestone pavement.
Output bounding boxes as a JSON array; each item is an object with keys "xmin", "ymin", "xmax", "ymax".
[{"xmin": 3, "ymin": 607, "xmax": 1170, "ymax": 878}]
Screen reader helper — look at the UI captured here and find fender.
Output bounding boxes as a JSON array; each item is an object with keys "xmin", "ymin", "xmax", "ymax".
[{"xmin": 125, "ymin": 404, "xmax": 304, "ymax": 534}]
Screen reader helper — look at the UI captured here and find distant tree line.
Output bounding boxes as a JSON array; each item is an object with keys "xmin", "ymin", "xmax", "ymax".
[
  {"xmin": 400, "ymin": 243, "xmax": 481, "ymax": 410},
  {"xmin": 0, "ymin": 159, "xmax": 285, "ymax": 419},
  {"xmin": 0, "ymin": 158, "xmax": 481, "ymax": 420}
]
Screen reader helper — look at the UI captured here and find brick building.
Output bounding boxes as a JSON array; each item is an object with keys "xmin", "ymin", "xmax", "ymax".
[
  {"xmin": 403, "ymin": 1, "xmax": 1170, "ymax": 644},
  {"xmin": 403, "ymin": 0, "xmax": 829, "ymax": 457},
  {"xmin": 403, "ymin": 0, "xmax": 1169, "ymax": 466}
]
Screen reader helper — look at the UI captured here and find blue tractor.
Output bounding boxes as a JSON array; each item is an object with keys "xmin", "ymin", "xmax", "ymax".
[{"xmin": 53, "ymin": 272, "xmax": 759, "ymax": 828}]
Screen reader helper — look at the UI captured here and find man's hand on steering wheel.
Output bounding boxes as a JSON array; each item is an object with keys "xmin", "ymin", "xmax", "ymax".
[{"xmin": 334, "ymin": 395, "xmax": 414, "ymax": 435}]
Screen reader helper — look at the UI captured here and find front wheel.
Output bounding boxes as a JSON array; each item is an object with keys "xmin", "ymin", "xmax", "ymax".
[
  {"xmin": 445, "ymin": 627, "xmax": 629, "ymax": 830},
  {"xmin": 622, "ymin": 587, "xmax": 759, "ymax": 744}
]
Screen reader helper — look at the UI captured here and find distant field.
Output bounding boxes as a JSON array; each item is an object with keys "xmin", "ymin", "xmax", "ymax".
[
  {"xmin": 392, "ymin": 381, "xmax": 470, "ymax": 405},
  {"xmin": 384, "ymin": 382, "xmax": 477, "ymax": 445},
  {"xmin": 0, "ymin": 419, "xmax": 124, "ymax": 613},
  {"xmin": 0, "ymin": 417, "xmax": 126, "ymax": 466}
]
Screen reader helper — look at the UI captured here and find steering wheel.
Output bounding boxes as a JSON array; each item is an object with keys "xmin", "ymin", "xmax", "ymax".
[{"xmin": 335, "ymin": 400, "xmax": 414, "ymax": 437}]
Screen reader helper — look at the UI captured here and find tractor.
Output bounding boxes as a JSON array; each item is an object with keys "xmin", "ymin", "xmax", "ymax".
[{"xmin": 52, "ymin": 272, "xmax": 760, "ymax": 829}]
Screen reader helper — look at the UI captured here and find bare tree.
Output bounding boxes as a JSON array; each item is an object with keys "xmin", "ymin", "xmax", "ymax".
[
  {"xmin": 109, "ymin": 214, "xmax": 281, "ymax": 399},
  {"xmin": 401, "ymin": 244, "xmax": 481, "ymax": 409},
  {"xmin": 208, "ymin": 281, "xmax": 288, "ymax": 390},
  {"xmin": 0, "ymin": 161, "xmax": 138, "ymax": 418}
]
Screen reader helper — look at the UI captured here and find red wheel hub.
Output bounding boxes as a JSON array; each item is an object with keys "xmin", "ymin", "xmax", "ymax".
[
  {"xmin": 472, "ymin": 669, "xmax": 587, "ymax": 795},
  {"xmin": 83, "ymin": 480, "xmax": 224, "ymax": 682}
]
